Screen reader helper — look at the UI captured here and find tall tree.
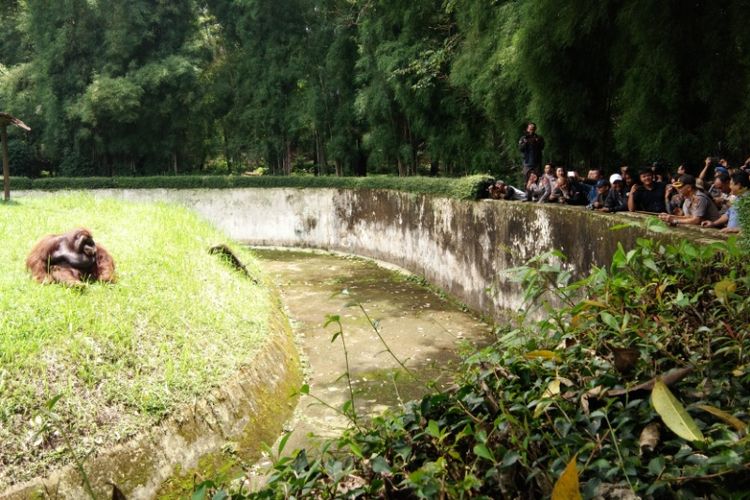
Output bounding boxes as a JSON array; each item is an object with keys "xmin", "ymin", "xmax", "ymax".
[
  {"xmin": 300, "ymin": 0, "xmax": 365, "ymax": 176},
  {"xmin": 13, "ymin": 0, "xmax": 210, "ymax": 175},
  {"xmin": 614, "ymin": 1, "xmax": 746, "ymax": 166},
  {"xmin": 356, "ymin": 0, "xmax": 489, "ymax": 175},
  {"xmin": 5, "ymin": 0, "xmax": 750, "ymax": 177},
  {"xmin": 208, "ymin": 0, "xmax": 309, "ymax": 175},
  {"xmin": 450, "ymin": 0, "xmax": 528, "ymax": 177},
  {"xmin": 0, "ymin": 0, "xmax": 29, "ymax": 67},
  {"xmin": 516, "ymin": 0, "xmax": 617, "ymax": 169}
]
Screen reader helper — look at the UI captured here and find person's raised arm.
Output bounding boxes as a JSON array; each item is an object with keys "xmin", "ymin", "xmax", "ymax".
[
  {"xmin": 698, "ymin": 157, "xmax": 711, "ymax": 180},
  {"xmin": 627, "ymin": 184, "xmax": 638, "ymax": 211}
]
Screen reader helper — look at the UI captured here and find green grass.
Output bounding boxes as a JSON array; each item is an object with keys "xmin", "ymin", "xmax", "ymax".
[{"xmin": 0, "ymin": 194, "xmax": 274, "ymax": 486}]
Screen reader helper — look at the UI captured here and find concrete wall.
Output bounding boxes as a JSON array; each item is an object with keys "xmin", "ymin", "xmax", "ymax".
[{"xmin": 76, "ymin": 187, "xmax": 713, "ymax": 320}]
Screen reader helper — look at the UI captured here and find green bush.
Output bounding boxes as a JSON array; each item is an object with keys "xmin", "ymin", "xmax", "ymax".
[
  {"xmin": 8, "ymin": 176, "xmax": 32, "ymax": 190},
  {"xmin": 30, "ymin": 176, "xmax": 118, "ymax": 190},
  {"xmin": 5, "ymin": 138, "xmax": 38, "ymax": 177},
  {"xmin": 202, "ymin": 237, "xmax": 750, "ymax": 498},
  {"xmin": 56, "ymin": 150, "xmax": 96, "ymax": 177},
  {"xmin": 9, "ymin": 174, "xmax": 494, "ymax": 200},
  {"xmin": 737, "ymin": 193, "xmax": 750, "ymax": 248}
]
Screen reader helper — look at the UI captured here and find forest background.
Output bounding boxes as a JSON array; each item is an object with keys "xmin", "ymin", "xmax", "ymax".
[{"xmin": 1, "ymin": 0, "xmax": 749, "ymax": 181}]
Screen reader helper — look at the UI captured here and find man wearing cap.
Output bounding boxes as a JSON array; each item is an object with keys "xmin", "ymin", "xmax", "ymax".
[
  {"xmin": 603, "ymin": 174, "xmax": 628, "ymax": 212},
  {"xmin": 489, "ymin": 180, "xmax": 527, "ymax": 201},
  {"xmin": 659, "ymin": 174, "xmax": 721, "ymax": 226},
  {"xmin": 589, "ymin": 178, "xmax": 610, "ymax": 210},
  {"xmin": 698, "ymin": 156, "xmax": 723, "ymax": 185},
  {"xmin": 628, "ymin": 167, "xmax": 667, "ymax": 213}
]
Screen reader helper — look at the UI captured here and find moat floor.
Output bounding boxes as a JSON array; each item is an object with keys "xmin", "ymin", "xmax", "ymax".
[{"xmin": 254, "ymin": 248, "xmax": 493, "ymax": 453}]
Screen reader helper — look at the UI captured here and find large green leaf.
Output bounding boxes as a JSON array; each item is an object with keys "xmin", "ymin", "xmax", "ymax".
[
  {"xmin": 651, "ymin": 380, "xmax": 705, "ymax": 442},
  {"xmin": 473, "ymin": 443, "xmax": 496, "ymax": 463}
]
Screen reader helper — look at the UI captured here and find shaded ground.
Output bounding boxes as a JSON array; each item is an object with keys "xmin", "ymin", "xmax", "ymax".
[{"xmin": 253, "ymin": 248, "xmax": 493, "ymax": 453}]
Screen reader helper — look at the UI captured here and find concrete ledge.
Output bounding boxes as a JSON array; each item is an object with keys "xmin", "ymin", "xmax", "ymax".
[{"xmin": 74, "ymin": 188, "xmax": 714, "ymax": 320}]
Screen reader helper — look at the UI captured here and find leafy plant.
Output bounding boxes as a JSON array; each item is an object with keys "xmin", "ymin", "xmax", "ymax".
[
  {"xmin": 34, "ymin": 395, "xmax": 96, "ymax": 499},
  {"xmin": 197, "ymin": 237, "xmax": 750, "ymax": 498}
]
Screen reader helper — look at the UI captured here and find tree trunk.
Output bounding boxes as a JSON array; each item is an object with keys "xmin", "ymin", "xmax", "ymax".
[
  {"xmin": 222, "ymin": 127, "xmax": 232, "ymax": 174},
  {"xmin": 354, "ymin": 145, "xmax": 367, "ymax": 177},
  {"xmin": 2, "ymin": 126, "xmax": 9, "ymax": 201},
  {"xmin": 408, "ymin": 124, "xmax": 417, "ymax": 176},
  {"xmin": 430, "ymin": 160, "xmax": 439, "ymax": 177},
  {"xmin": 315, "ymin": 129, "xmax": 327, "ymax": 175},
  {"xmin": 106, "ymin": 152, "xmax": 114, "ymax": 177},
  {"xmin": 282, "ymin": 140, "xmax": 292, "ymax": 175}
]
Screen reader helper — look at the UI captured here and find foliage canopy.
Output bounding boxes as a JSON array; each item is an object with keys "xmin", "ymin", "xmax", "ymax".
[{"xmin": 2, "ymin": 1, "xmax": 750, "ymax": 178}]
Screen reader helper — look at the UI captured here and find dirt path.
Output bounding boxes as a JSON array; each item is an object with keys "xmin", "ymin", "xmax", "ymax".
[{"xmin": 253, "ymin": 249, "xmax": 493, "ymax": 453}]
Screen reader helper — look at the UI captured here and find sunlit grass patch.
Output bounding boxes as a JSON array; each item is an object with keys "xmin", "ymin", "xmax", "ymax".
[{"xmin": 0, "ymin": 193, "xmax": 272, "ymax": 485}]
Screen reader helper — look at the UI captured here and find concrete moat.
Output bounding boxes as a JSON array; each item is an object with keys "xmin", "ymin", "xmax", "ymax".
[{"xmin": 253, "ymin": 248, "xmax": 494, "ymax": 453}]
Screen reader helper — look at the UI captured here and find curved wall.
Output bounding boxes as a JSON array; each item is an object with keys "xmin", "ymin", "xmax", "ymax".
[{"xmin": 81, "ymin": 188, "xmax": 707, "ymax": 320}]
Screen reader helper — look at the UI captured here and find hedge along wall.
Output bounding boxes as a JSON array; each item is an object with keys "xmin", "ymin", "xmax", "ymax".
[{"xmin": 19, "ymin": 188, "xmax": 717, "ymax": 320}]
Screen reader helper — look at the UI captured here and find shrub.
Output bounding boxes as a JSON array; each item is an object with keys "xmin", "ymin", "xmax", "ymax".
[
  {"xmin": 8, "ymin": 176, "xmax": 32, "ymax": 190},
  {"xmin": 9, "ymin": 174, "xmax": 494, "ymax": 200},
  {"xmin": 736, "ymin": 193, "xmax": 750, "ymax": 248},
  {"xmin": 5, "ymin": 138, "xmax": 38, "ymax": 177},
  {"xmin": 202, "ymin": 237, "xmax": 750, "ymax": 498}
]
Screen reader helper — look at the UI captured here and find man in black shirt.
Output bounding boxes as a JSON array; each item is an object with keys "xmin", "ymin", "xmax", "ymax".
[
  {"xmin": 628, "ymin": 167, "xmax": 667, "ymax": 213},
  {"xmin": 518, "ymin": 122, "xmax": 545, "ymax": 182}
]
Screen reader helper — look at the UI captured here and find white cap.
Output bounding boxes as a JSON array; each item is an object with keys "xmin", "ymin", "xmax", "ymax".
[{"xmin": 609, "ymin": 173, "xmax": 623, "ymax": 183}]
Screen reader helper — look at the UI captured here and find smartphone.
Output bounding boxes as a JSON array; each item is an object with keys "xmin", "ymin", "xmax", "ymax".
[{"xmin": 567, "ymin": 171, "xmax": 575, "ymax": 178}]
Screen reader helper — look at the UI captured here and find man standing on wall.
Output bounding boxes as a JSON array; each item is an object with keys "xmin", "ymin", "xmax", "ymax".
[{"xmin": 518, "ymin": 122, "xmax": 545, "ymax": 182}]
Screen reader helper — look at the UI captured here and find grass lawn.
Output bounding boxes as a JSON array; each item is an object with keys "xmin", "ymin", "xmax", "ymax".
[{"xmin": 0, "ymin": 193, "xmax": 273, "ymax": 486}]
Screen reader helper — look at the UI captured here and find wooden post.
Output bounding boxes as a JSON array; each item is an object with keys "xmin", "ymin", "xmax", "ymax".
[
  {"xmin": 2, "ymin": 125, "xmax": 9, "ymax": 202},
  {"xmin": 0, "ymin": 113, "xmax": 30, "ymax": 202}
]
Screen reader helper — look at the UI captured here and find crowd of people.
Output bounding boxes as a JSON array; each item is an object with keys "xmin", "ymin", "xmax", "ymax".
[{"xmin": 487, "ymin": 123, "xmax": 749, "ymax": 234}]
